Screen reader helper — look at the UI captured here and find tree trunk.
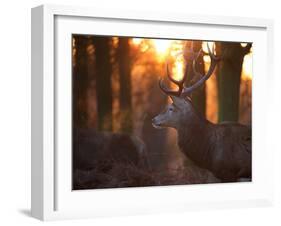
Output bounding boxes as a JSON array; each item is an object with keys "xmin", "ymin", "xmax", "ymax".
[
  {"xmin": 92, "ymin": 37, "xmax": 113, "ymax": 131},
  {"xmin": 73, "ymin": 35, "xmax": 90, "ymax": 128},
  {"xmin": 117, "ymin": 38, "xmax": 133, "ymax": 133},
  {"xmin": 216, "ymin": 42, "xmax": 251, "ymax": 122}
]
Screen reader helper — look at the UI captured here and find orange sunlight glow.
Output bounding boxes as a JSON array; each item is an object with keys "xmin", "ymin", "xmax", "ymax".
[
  {"xmin": 152, "ymin": 40, "xmax": 173, "ymax": 55},
  {"xmin": 202, "ymin": 41, "xmax": 215, "ymax": 63},
  {"xmin": 132, "ymin": 38, "xmax": 142, "ymax": 45},
  {"xmin": 242, "ymin": 53, "xmax": 253, "ymax": 80},
  {"xmin": 132, "ymin": 38, "xmax": 173, "ymax": 56},
  {"xmin": 152, "ymin": 40, "xmax": 185, "ymax": 81},
  {"xmin": 132, "ymin": 39, "xmax": 252, "ymax": 81},
  {"xmin": 172, "ymin": 56, "xmax": 185, "ymax": 81}
]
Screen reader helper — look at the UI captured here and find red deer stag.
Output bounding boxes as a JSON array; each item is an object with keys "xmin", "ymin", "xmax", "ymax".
[{"xmin": 152, "ymin": 43, "xmax": 251, "ymax": 182}]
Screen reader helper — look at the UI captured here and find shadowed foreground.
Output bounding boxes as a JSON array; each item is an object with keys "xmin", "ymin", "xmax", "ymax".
[
  {"xmin": 73, "ymin": 164, "xmax": 220, "ymax": 190},
  {"xmin": 73, "ymin": 128, "xmax": 221, "ymax": 189}
]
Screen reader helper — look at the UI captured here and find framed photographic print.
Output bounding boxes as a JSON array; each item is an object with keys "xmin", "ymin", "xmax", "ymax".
[{"xmin": 31, "ymin": 4, "xmax": 274, "ymax": 221}]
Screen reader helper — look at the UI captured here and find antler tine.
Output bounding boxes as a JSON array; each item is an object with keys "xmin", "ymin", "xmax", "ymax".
[
  {"xmin": 158, "ymin": 54, "xmax": 188, "ymax": 97},
  {"xmin": 191, "ymin": 48, "xmax": 203, "ymax": 79},
  {"xmin": 181, "ymin": 42, "xmax": 219, "ymax": 98},
  {"xmin": 159, "ymin": 41, "xmax": 211, "ymax": 97},
  {"xmin": 166, "ymin": 61, "xmax": 187, "ymax": 85},
  {"xmin": 159, "ymin": 77, "xmax": 182, "ymax": 96},
  {"xmin": 207, "ymin": 41, "xmax": 220, "ymax": 61}
]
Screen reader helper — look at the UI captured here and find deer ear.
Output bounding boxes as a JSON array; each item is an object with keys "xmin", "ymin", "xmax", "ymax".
[{"xmin": 170, "ymin": 95, "xmax": 186, "ymax": 109}]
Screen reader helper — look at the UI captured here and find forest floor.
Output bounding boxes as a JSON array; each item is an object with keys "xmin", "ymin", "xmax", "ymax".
[{"xmin": 73, "ymin": 159, "xmax": 220, "ymax": 190}]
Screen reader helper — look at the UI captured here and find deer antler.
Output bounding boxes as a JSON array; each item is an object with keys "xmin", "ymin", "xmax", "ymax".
[
  {"xmin": 158, "ymin": 61, "xmax": 187, "ymax": 97},
  {"xmin": 159, "ymin": 42, "xmax": 202, "ymax": 97},
  {"xmin": 181, "ymin": 43, "xmax": 220, "ymax": 98},
  {"xmin": 159, "ymin": 42, "xmax": 220, "ymax": 98}
]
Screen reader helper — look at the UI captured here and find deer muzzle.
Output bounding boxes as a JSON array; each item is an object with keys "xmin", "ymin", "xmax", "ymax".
[{"xmin": 151, "ymin": 116, "xmax": 164, "ymax": 129}]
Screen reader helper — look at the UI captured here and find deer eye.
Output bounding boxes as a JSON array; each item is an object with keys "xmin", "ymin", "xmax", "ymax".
[{"xmin": 168, "ymin": 107, "xmax": 174, "ymax": 112}]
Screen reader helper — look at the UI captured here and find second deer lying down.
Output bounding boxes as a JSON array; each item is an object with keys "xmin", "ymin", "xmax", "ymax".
[
  {"xmin": 73, "ymin": 128, "xmax": 149, "ymax": 189},
  {"xmin": 152, "ymin": 43, "xmax": 252, "ymax": 182}
]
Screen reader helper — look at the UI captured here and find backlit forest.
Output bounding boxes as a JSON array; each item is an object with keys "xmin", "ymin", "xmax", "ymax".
[{"xmin": 72, "ymin": 35, "xmax": 252, "ymax": 189}]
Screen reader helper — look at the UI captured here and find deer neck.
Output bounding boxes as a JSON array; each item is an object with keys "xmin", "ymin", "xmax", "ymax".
[{"xmin": 177, "ymin": 110, "xmax": 213, "ymax": 168}]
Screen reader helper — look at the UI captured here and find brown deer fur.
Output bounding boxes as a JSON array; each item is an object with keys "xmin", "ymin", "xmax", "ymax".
[{"xmin": 152, "ymin": 95, "xmax": 251, "ymax": 182}]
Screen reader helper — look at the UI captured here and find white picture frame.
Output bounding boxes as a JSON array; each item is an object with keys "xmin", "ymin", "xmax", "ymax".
[{"xmin": 31, "ymin": 4, "xmax": 274, "ymax": 221}]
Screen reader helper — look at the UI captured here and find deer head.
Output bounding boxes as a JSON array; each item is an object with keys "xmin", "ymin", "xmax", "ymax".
[{"xmin": 152, "ymin": 42, "xmax": 220, "ymax": 129}]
